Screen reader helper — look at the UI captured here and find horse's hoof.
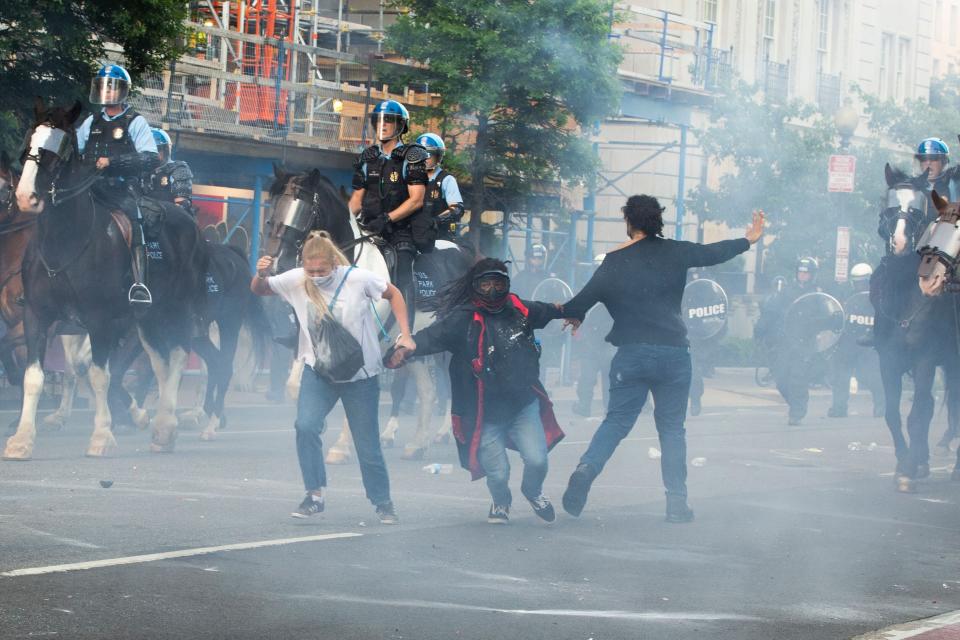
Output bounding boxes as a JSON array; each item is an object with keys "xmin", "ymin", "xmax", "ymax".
[
  {"xmin": 132, "ymin": 409, "xmax": 150, "ymax": 431},
  {"xmin": 199, "ymin": 430, "xmax": 216, "ymax": 442},
  {"xmin": 150, "ymin": 435, "xmax": 176, "ymax": 453},
  {"xmin": 325, "ymin": 449, "xmax": 351, "ymax": 465},
  {"xmin": 401, "ymin": 447, "xmax": 426, "ymax": 461},
  {"xmin": 3, "ymin": 438, "xmax": 34, "ymax": 461},
  {"xmin": 85, "ymin": 442, "xmax": 116, "ymax": 457},
  {"xmin": 895, "ymin": 475, "xmax": 916, "ymax": 493}
]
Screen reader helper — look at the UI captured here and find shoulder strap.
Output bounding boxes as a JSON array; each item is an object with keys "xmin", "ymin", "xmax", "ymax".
[{"xmin": 328, "ymin": 265, "xmax": 356, "ymax": 312}]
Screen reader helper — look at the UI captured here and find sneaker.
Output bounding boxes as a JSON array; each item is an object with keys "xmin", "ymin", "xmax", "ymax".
[
  {"xmin": 291, "ymin": 494, "xmax": 324, "ymax": 519},
  {"xmin": 527, "ymin": 494, "xmax": 556, "ymax": 523},
  {"xmin": 487, "ymin": 503, "xmax": 510, "ymax": 524},
  {"xmin": 665, "ymin": 496, "xmax": 694, "ymax": 523},
  {"xmin": 376, "ymin": 501, "xmax": 399, "ymax": 525},
  {"xmin": 562, "ymin": 463, "xmax": 596, "ymax": 517}
]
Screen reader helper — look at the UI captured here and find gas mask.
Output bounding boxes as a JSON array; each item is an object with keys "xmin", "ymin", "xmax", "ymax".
[{"xmin": 472, "ymin": 272, "xmax": 510, "ymax": 311}]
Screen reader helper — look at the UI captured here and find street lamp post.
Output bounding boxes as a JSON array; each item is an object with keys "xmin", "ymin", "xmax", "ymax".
[{"xmin": 832, "ymin": 101, "xmax": 860, "ymax": 284}]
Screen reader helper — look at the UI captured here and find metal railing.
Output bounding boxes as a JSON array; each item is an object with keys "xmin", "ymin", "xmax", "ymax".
[
  {"xmin": 763, "ymin": 60, "xmax": 790, "ymax": 104},
  {"xmin": 816, "ymin": 71, "xmax": 842, "ymax": 112}
]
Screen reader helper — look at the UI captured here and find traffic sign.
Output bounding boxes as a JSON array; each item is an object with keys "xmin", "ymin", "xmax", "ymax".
[{"xmin": 828, "ymin": 154, "xmax": 856, "ymax": 192}]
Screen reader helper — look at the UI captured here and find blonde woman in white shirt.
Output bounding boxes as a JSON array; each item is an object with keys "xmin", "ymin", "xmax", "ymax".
[{"xmin": 252, "ymin": 231, "xmax": 415, "ymax": 522}]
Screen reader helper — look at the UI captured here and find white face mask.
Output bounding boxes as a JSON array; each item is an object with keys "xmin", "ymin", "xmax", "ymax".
[{"xmin": 311, "ymin": 274, "xmax": 335, "ymax": 287}]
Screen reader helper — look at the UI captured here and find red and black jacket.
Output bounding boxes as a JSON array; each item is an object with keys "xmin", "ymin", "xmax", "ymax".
[{"xmin": 411, "ymin": 294, "xmax": 565, "ymax": 479}]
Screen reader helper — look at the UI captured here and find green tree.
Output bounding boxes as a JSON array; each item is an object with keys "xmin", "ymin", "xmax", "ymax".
[
  {"xmin": 688, "ymin": 80, "xmax": 898, "ymax": 285},
  {"xmin": 383, "ymin": 0, "xmax": 621, "ymax": 245},
  {"xmin": 0, "ymin": 0, "xmax": 188, "ymax": 151}
]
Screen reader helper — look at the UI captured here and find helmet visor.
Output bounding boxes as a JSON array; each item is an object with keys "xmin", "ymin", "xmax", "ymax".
[
  {"xmin": 916, "ymin": 154, "xmax": 946, "ymax": 162},
  {"xmin": 90, "ymin": 76, "xmax": 129, "ymax": 105},
  {"xmin": 369, "ymin": 112, "xmax": 403, "ymax": 142},
  {"xmin": 473, "ymin": 274, "xmax": 510, "ymax": 295}
]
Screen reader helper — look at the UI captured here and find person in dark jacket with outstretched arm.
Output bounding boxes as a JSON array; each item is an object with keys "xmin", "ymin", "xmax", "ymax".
[
  {"xmin": 387, "ymin": 258, "xmax": 572, "ymax": 524},
  {"xmin": 560, "ymin": 195, "xmax": 765, "ymax": 523}
]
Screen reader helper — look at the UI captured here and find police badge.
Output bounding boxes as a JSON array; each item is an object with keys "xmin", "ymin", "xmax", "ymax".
[
  {"xmin": 389, "ymin": 171, "xmax": 399, "ymax": 183},
  {"xmin": 112, "ymin": 127, "xmax": 124, "ymax": 140},
  {"xmin": 160, "ymin": 176, "xmax": 169, "ymax": 186}
]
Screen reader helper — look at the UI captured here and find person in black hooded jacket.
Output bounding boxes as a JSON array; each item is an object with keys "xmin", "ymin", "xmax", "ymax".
[{"xmin": 387, "ymin": 258, "xmax": 572, "ymax": 524}]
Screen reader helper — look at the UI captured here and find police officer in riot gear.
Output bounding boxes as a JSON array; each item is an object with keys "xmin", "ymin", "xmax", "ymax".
[
  {"xmin": 349, "ymin": 100, "xmax": 428, "ymax": 325},
  {"xmin": 915, "ymin": 138, "xmax": 960, "ymax": 206},
  {"xmin": 76, "ymin": 64, "xmax": 160, "ymax": 305},
  {"xmin": 573, "ymin": 254, "xmax": 615, "ymax": 417},
  {"xmin": 415, "ymin": 133, "xmax": 465, "ymax": 243},
  {"xmin": 147, "ymin": 128, "xmax": 195, "ymax": 214},
  {"xmin": 828, "ymin": 262, "xmax": 885, "ymax": 418},
  {"xmin": 512, "ymin": 243, "xmax": 549, "ymax": 299},
  {"xmin": 754, "ymin": 257, "xmax": 825, "ymax": 425}
]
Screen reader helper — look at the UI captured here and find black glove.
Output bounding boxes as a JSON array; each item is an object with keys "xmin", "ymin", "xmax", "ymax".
[{"xmin": 366, "ymin": 214, "xmax": 390, "ymax": 235}]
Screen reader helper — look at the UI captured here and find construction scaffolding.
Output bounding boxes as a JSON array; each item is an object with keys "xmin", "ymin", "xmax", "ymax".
[{"xmin": 126, "ymin": 0, "xmax": 434, "ymax": 153}]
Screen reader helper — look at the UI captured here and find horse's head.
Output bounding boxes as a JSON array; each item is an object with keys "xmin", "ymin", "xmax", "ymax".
[
  {"xmin": 15, "ymin": 98, "xmax": 83, "ymax": 214},
  {"xmin": 265, "ymin": 164, "xmax": 353, "ymax": 273},
  {"xmin": 918, "ymin": 189, "xmax": 960, "ymax": 297},
  {"xmin": 882, "ymin": 163, "xmax": 930, "ymax": 256}
]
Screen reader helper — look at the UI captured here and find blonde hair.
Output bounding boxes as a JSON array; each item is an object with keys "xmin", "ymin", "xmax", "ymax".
[{"xmin": 302, "ymin": 230, "xmax": 352, "ymax": 316}]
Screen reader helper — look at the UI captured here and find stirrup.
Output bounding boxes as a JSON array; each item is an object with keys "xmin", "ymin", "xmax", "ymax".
[{"xmin": 128, "ymin": 283, "xmax": 153, "ymax": 305}]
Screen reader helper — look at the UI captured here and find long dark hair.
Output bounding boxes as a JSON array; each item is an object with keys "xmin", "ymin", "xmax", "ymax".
[{"xmin": 426, "ymin": 257, "xmax": 509, "ymax": 318}]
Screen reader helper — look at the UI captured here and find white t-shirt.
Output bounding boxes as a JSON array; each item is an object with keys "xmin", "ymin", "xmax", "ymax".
[{"xmin": 268, "ymin": 265, "xmax": 388, "ymax": 381}]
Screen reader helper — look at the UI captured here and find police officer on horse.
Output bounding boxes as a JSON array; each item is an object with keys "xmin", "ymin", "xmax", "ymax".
[
  {"xmin": 915, "ymin": 138, "xmax": 960, "ymax": 207},
  {"xmin": 146, "ymin": 128, "xmax": 195, "ymax": 214},
  {"xmin": 349, "ymin": 100, "xmax": 429, "ymax": 325},
  {"xmin": 415, "ymin": 133, "xmax": 465, "ymax": 244},
  {"xmin": 76, "ymin": 64, "xmax": 160, "ymax": 305}
]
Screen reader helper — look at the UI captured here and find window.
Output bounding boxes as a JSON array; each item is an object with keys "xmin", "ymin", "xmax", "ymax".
[
  {"xmin": 702, "ymin": 0, "xmax": 718, "ymax": 24},
  {"xmin": 896, "ymin": 38, "xmax": 910, "ymax": 101},
  {"xmin": 879, "ymin": 33, "xmax": 893, "ymax": 99},
  {"xmin": 952, "ymin": 5, "xmax": 958, "ymax": 46},
  {"xmin": 936, "ymin": 1, "xmax": 944, "ymax": 41},
  {"xmin": 817, "ymin": 0, "xmax": 829, "ymax": 72},
  {"xmin": 762, "ymin": 0, "xmax": 776, "ymax": 60}
]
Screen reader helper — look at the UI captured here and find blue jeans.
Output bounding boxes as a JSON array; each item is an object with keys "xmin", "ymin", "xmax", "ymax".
[
  {"xmin": 295, "ymin": 367, "xmax": 391, "ymax": 506},
  {"xmin": 478, "ymin": 399, "xmax": 549, "ymax": 506},
  {"xmin": 580, "ymin": 343, "xmax": 692, "ymax": 498}
]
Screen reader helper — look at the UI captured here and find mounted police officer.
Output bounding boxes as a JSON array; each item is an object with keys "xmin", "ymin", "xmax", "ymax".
[
  {"xmin": 349, "ymin": 100, "xmax": 429, "ymax": 325},
  {"xmin": 76, "ymin": 64, "xmax": 160, "ymax": 305},
  {"xmin": 915, "ymin": 138, "xmax": 960, "ymax": 210},
  {"xmin": 146, "ymin": 128, "xmax": 195, "ymax": 214},
  {"xmin": 415, "ymin": 133, "xmax": 465, "ymax": 244},
  {"xmin": 828, "ymin": 263, "xmax": 884, "ymax": 418}
]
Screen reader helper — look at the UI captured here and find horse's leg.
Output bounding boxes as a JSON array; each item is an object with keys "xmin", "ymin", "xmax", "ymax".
[
  {"xmin": 382, "ymin": 367, "xmax": 410, "ymax": 447},
  {"xmin": 878, "ymin": 349, "xmax": 908, "ymax": 472},
  {"xmin": 107, "ymin": 333, "xmax": 149, "ymax": 431},
  {"xmin": 0, "ymin": 334, "xmax": 24, "ymax": 437},
  {"xmin": 186, "ymin": 335, "xmax": 217, "ymax": 432},
  {"xmin": 140, "ymin": 331, "xmax": 187, "ymax": 453},
  {"xmin": 3, "ymin": 309, "xmax": 49, "ymax": 460},
  {"xmin": 902, "ymin": 359, "xmax": 937, "ymax": 491},
  {"xmin": 938, "ymin": 363, "xmax": 960, "ymax": 450},
  {"xmin": 85, "ymin": 331, "xmax": 118, "ymax": 457},
  {"xmin": 433, "ymin": 354, "xmax": 453, "ymax": 443},
  {"xmin": 43, "ymin": 334, "xmax": 90, "ymax": 431},
  {"xmin": 200, "ymin": 319, "xmax": 240, "ymax": 441},
  {"xmin": 402, "ymin": 359, "xmax": 435, "ymax": 460}
]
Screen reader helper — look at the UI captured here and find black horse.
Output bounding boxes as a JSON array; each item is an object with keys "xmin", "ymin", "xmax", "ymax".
[
  {"xmin": 3, "ymin": 99, "xmax": 206, "ymax": 459},
  {"xmin": 106, "ymin": 242, "xmax": 270, "ymax": 439},
  {"xmin": 872, "ymin": 164, "xmax": 960, "ymax": 491}
]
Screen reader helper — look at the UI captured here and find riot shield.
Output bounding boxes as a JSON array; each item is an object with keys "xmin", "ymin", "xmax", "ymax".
[
  {"xmin": 783, "ymin": 291, "xmax": 845, "ymax": 354},
  {"xmin": 682, "ymin": 278, "xmax": 729, "ymax": 343}
]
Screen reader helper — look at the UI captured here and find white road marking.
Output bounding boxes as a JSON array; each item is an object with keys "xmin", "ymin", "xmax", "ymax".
[
  {"xmin": 289, "ymin": 593, "xmax": 762, "ymax": 621},
  {"xmin": 14, "ymin": 524, "xmax": 102, "ymax": 550},
  {"xmin": 1, "ymin": 532, "xmax": 362, "ymax": 577}
]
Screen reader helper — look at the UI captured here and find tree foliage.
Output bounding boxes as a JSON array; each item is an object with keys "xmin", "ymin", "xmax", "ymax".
[
  {"xmin": 0, "ymin": 0, "xmax": 188, "ymax": 151},
  {"xmin": 383, "ymin": 0, "xmax": 622, "ymax": 241}
]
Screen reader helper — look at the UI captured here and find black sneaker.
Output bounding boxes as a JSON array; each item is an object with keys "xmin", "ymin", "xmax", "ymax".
[
  {"xmin": 487, "ymin": 503, "xmax": 510, "ymax": 524},
  {"xmin": 527, "ymin": 494, "xmax": 556, "ymax": 523},
  {"xmin": 665, "ymin": 496, "xmax": 694, "ymax": 523},
  {"xmin": 291, "ymin": 494, "xmax": 324, "ymax": 519},
  {"xmin": 562, "ymin": 463, "xmax": 596, "ymax": 517},
  {"xmin": 376, "ymin": 501, "xmax": 399, "ymax": 525}
]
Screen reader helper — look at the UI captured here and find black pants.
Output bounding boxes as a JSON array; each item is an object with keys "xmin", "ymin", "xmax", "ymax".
[{"xmin": 391, "ymin": 244, "xmax": 417, "ymax": 330}]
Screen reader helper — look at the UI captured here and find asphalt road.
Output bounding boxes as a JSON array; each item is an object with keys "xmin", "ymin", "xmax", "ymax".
[{"xmin": 1, "ymin": 369, "xmax": 959, "ymax": 639}]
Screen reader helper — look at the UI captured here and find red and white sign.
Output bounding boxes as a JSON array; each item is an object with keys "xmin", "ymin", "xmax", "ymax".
[
  {"xmin": 828, "ymin": 155, "xmax": 856, "ymax": 192},
  {"xmin": 835, "ymin": 226, "xmax": 850, "ymax": 283}
]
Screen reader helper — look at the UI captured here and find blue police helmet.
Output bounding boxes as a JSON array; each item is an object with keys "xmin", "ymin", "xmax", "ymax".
[
  {"xmin": 369, "ymin": 100, "xmax": 410, "ymax": 140},
  {"xmin": 916, "ymin": 138, "xmax": 950, "ymax": 161},
  {"xmin": 90, "ymin": 64, "xmax": 132, "ymax": 106},
  {"xmin": 415, "ymin": 133, "xmax": 445, "ymax": 164},
  {"xmin": 151, "ymin": 128, "xmax": 172, "ymax": 160}
]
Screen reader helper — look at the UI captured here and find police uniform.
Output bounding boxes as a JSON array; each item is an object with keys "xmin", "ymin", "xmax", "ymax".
[{"xmin": 423, "ymin": 168, "xmax": 465, "ymax": 242}]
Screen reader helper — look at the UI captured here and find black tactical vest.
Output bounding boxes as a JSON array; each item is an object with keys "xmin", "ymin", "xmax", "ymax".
[
  {"xmin": 424, "ymin": 169, "xmax": 449, "ymax": 218},
  {"xmin": 359, "ymin": 146, "xmax": 413, "ymax": 230},
  {"xmin": 84, "ymin": 109, "xmax": 140, "ymax": 179}
]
